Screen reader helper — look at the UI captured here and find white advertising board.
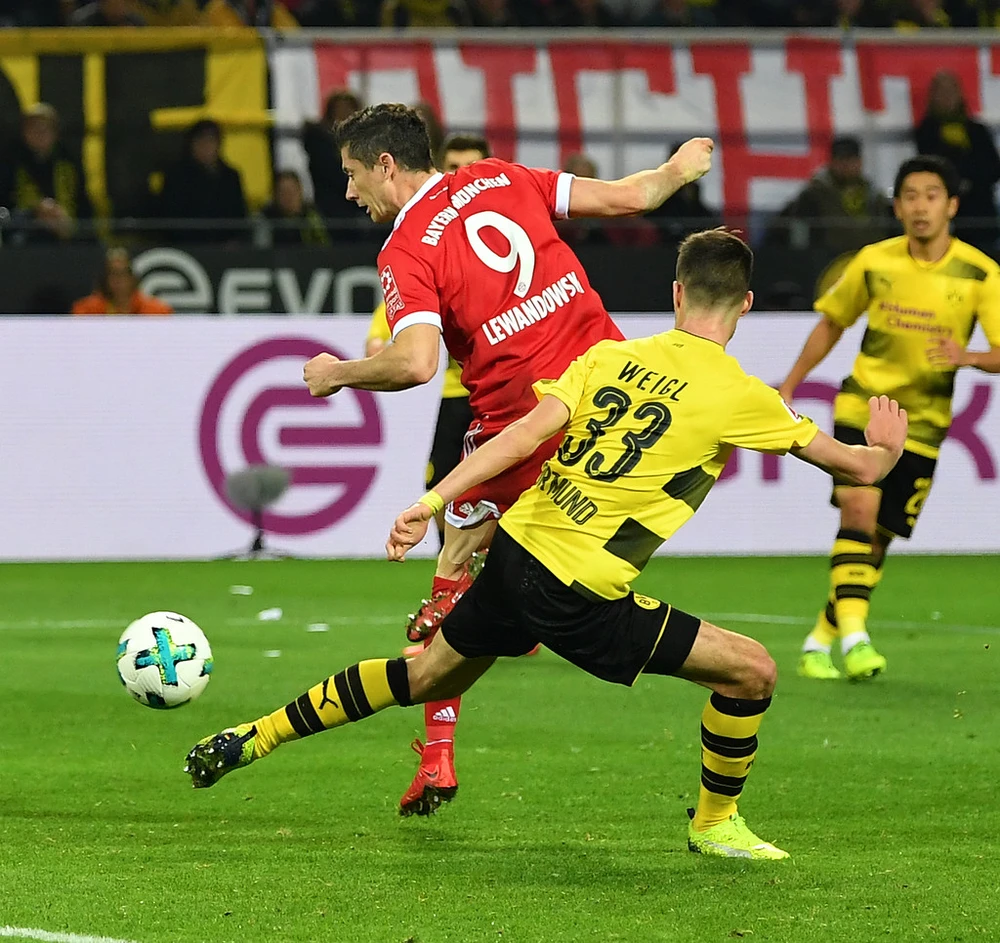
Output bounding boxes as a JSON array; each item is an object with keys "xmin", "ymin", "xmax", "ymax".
[{"xmin": 0, "ymin": 315, "xmax": 997, "ymax": 559}]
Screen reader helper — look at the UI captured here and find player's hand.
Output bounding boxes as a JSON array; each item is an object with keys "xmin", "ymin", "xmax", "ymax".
[
  {"xmin": 386, "ymin": 503, "xmax": 435, "ymax": 562},
  {"xmin": 668, "ymin": 137, "xmax": 714, "ymax": 185},
  {"xmin": 864, "ymin": 395, "xmax": 907, "ymax": 455},
  {"xmin": 927, "ymin": 336, "xmax": 968, "ymax": 368},
  {"xmin": 303, "ymin": 353, "xmax": 343, "ymax": 397}
]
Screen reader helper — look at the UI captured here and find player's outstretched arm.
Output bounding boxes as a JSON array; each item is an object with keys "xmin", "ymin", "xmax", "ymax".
[
  {"xmin": 777, "ymin": 316, "xmax": 845, "ymax": 403},
  {"xmin": 386, "ymin": 395, "xmax": 571, "ymax": 561},
  {"xmin": 791, "ymin": 395, "xmax": 907, "ymax": 485},
  {"xmin": 567, "ymin": 137, "xmax": 714, "ymax": 219},
  {"xmin": 927, "ymin": 337, "xmax": 1000, "ymax": 374},
  {"xmin": 304, "ymin": 324, "xmax": 441, "ymax": 396}
]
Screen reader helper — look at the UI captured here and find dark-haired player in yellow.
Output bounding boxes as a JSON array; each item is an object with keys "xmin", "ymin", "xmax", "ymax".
[
  {"xmin": 780, "ymin": 155, "xmax": 1000, "ymax": 682},
  {"xmin": 184, "ymin": 230, "xmax": 908, "ymax": 859}
]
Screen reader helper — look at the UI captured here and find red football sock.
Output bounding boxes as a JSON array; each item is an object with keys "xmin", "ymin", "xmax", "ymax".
[
  {"xmin": 432, "ymin": 575, "xmax": 459, "ymax": 598},
  {"xmin": 422, "ymin": 632, "xmax": 461, "ymax": 744}
]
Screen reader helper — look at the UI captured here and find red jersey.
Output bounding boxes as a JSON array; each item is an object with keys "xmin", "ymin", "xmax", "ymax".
[{"xmin": 378, "ymin": 158, "xmax": 622, "ymax": 428}]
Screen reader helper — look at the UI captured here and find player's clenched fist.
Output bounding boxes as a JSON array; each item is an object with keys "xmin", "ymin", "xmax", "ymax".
[
  {"xmin": 303, "ymin": 352, "xmax": 343, "ymax": 397},
  {"xmin": 386, "ymin": 503, "xmax": 434, "ymax": 562},
  {"xmin": 669, "ymin": 137, "xmax": 714, "ymax": 185},
  {"xmin": 864, "ymin": 395, "xmax": 908, "ymax": 456}
]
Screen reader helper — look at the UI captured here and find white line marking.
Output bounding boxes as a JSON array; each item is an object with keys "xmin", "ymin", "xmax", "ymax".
[
  {"xmin": 701, "ymin": 612, "xmax": 1000, "ymax": 636},
  {"xmin": 0, "ymin": 928, "xmax": 139, "ymax": 943}
]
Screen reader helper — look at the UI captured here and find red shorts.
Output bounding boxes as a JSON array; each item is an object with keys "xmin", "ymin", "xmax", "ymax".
[{"xmin": 444, "ymin": 421, "xmax": 563, "ymax": 529}]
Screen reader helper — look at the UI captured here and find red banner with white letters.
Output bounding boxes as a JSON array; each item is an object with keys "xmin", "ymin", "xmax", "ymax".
[{"xmin": 270, "ymin": 36, "xmax": 1000, "ymax": 218}]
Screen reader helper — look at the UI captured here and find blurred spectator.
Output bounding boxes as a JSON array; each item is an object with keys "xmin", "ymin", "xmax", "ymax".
[
  {"xmin": 257, "ymin": 170, "xmax": 330, "ymax": 247},
  {"xmin": 892, "ymin": 0, "xmax": 951, "ymax": 27},
  {"xmin": 644, "ymin": 142, "xmax": 721, "ymax": 246},
  {"xmin": 558, "ymin": 153, "xmax": 658, "ymax": 247},
  {"xmin": 127, "ymin": 0, "xmax": 203, "ymax": 24},
  {"xmin": 915, "ymin": 69, "xmax": 1000, "ymax": 252},
  {"xmin": 639, "ymin": 0, "xmax": 716, "ymax": 25},
  {"xmin": 202, "ymin": 0, "xmax": 299, "ymax": 26},
  {"xmin": 297, "ymin": 0, "xmax": 377, "ymax": 25},
  {"xmin": 766, "ymin": 136, "xmax": 891, "ymax": 255},
  {"xmin": 380, "ymin": 0, "xmax": 469, "ymax": 26},
  {"xmin": 70, "ymin": 0, "xmax": 146, "ymax": 24},
  {"xmin": 71, "ymin": 248, "xmax": 173, "ymax": 316},
  {"xmin": 0, "ymin": 103, "xmax": 92, "ymax": 245},
  {"xmin": 156, "ymin": 119, "xmax": 248, "ymax": 244},
  {"xmin": 439, "ymin": 132, "xmax": 492, "ymax": 171},
  {"xmin": 414, "ymin": 101, "xmax": 446, "ymax": 163},
  {"xmin": 467, "ymin": 0, "xmax": 541, "ymax": 25},
  {"xmin": 548, "ymin": 0, "xmax": 619, "ymax": 26},
  {"xmin": 303, "ymin": 89, "xmax": 363, "ymax": 234},
  {"xmin": 948, "ymin": 0, "xmax": 1000, "ymax": 26}
]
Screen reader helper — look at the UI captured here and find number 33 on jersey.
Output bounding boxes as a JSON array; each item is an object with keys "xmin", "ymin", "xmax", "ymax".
[{"xmin": 377, "ymin": 158, "xmax": 621, "ymax": 429}]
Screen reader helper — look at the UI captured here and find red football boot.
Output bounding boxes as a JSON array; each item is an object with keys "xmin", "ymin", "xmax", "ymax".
[
  {"xmin": 399, "ymin": 739, "xmax": 458, "ymax": 817},
  {"xmin": 403, "ymin": 550, "xmax": 488, "ymax": 644}
]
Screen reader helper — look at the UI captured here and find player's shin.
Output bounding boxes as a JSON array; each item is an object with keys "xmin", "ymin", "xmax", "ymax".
[
  {"xmin": 692, "ymin": 692, "xmax": 770, "ymax": 831},
  {"xmin": 829, "ymin": 528, "xmax": 877, "ymax": 652},
  {"xmin": 252, "ymin": 658, "xmax": 413, "ymax": 759}
]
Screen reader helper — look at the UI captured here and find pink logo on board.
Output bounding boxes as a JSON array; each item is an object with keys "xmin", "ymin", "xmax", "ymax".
[{"xmin": 199, "ymin": 337, "xmax": 382, "ymax": 536}]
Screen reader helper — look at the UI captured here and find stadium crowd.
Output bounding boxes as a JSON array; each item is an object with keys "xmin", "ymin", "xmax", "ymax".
[{"xmin": 1, "ymin": 0, "xmax": 1000, "ymax": 30}]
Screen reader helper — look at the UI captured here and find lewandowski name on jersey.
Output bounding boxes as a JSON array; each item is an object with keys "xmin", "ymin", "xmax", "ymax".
[{"xmin": 378, "ymin": 158, "xmax": 622, "ymax": 427}]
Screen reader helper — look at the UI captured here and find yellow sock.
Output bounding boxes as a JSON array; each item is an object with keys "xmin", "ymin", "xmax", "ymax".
[
  {"xmin": 830, "ymin": 528, "xmax": 876, "ymax": 640},
  {"xmin": 692, "ymin": 693, "xmax": 770, "ymax": 831},
  {"xmin": 804, "ymin": 595, "xmax": 838, "ymax": 651},
  {"xmin": 252, "ymin": 658, "xmax": 412, "ymax": 759}
]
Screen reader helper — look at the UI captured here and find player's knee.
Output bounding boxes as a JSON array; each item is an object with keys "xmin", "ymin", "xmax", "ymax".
[{"xmin": 738, "ymin": 641, "xmax": 777, "ymax": 700}]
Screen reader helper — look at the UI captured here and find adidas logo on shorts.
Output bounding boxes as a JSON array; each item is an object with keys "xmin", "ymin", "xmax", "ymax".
[{"xmin": 431, "ymin": 706, "xmax": 458, "ymax": 723}]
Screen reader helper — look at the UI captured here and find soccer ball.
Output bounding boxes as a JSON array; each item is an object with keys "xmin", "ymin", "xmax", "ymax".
[{"xmin": 116, "ymin": 611, "xmax": 213, "ymax": 709}]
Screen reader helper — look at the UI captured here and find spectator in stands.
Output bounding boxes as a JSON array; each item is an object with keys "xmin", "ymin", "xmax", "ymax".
[
  {"xmin": 766, "ymin": 136, "xmax": 891, "ymax": 256},
  {"xmin": 639, "ymin": 0, "xmax": 717, "ymax": 25},
  {"xmin": 297, "ymin": 0, "xmax": 377, "ymax": 25},
  {"xmin": 548, "ymin": 0, "xmax": 619, "ymax": 26},
  {"xmin": 156, "ymin": 119, "xmax": 248, "ymax": 245},
  {"xmin": 202, "ymin": 0, "xmax": 299, "ymax": 26},
  {"xmin": 380, "ymin": 0, "xmax": 469, "ymax": 26},
  {"xmin": 303, "ymin": 89, "xmax": 363, "ymax": 237},
  {"xmin": 70, "ymin": 0, "xmax": 146, "ymax": 24},
  {"xmin": 439, "ymin": 132, "xmax": 491, "ymax": 172},
  {"xmin": 915, "ymin": 69, "xmax": 1000, "ymax": 252},
  {"xmin": 466, "ymin": 0, "xmax": 541, "ymax": 25},
  {"xmin": 948, "ymin": 0, "xmax": 1000, "ymax": 27},
  {"xmin": 0, "ymin": 103, "xmax": 92, "ymax": 245},
  {"xmin": 644, "ymin": 141, "xmax": 721, "ymax": 246},
  {"xmin": 72, "ymin": 247, "xmax": 173, "ymax": 316},
  {"xmin": 892, "ymin": 0, "xmax": 951, "ymax": 27},
  {"xmin": 257, "ymin": 170, "xmax": 329, "ymax": 247},
  {"xmin": 414, "ymin": 101, "xmax": 446, "ymax": 162},
  {"xmin": 127, "ymin": 0, "xmax": 203, "ymax": 24}
]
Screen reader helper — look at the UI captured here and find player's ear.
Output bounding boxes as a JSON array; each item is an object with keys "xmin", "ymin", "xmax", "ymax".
[
  {"xmin": 740, "ymin": 290, "xmax": 753, "ymax": 317},
  {"xmin": 378, "ymin": 152, "xmax": 395, "ymax": 176},
  {"xmin": 672, "ymin": 280, "xmax": 682, "ymax": 312},
  {"xmin": 892, "ymin": 197, "xmax": 902, "ymax": 222},
  {"xmin": 947, "ymin": 195, "xmax": 959, "ymax": 220}
]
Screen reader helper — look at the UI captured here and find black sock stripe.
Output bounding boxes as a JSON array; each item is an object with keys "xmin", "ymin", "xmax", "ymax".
[
  {"xmin": 701, "ymin": 726, "xmax": 758, "ymax": 758},
  {"xmin": 836, "ymin": 528, "xmax": 873, "ymax": 545},
  {"xmin": 386, "ymin": 657, "xmax": 413, "ymax": 707},
  {"xmin": 825, "ymin": 600, "xmax": 838, "ymax": 625},
  {"xmin": 296, "ymin": 692, "xmax": 325, "ymax": 735},
  {"xmin": 284, "ymin": 699, "xmax": 312, "ymax": 738},
  {"xmin": 830, "ymin": 553, "xmax": 874, "ymax": 568},
  {"xmin": 701, "ymin": 768, "xmax": 747, "ymax": 797},
  {"xmin": 709, "ymin": 692, "xmax": 772, "ymax": 717},
  {"xmin": 835, "ymin": 585, "xmax": 872, "ymax": 601},
  {"xmin": 346, "ymin": 664, "xmax": 373, "ymax": 718},
  {"xmin": 333, "ymin": 670, "xmax": 361, "ymax": 722}
]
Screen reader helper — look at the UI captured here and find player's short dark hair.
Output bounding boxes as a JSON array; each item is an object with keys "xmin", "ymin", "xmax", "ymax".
[
  {"xmin": 440, "ymin": 132, "xmax": 492, "ymax": 163},
  {"xmin": 335, "ymin": 103, "xmax": 434, "ymax": 172},
  {"xmin": 893, "ymin": 155, "xmax": 960, "ymax": 198},
  {"xmin": 676, "ymin": 229, "xmax": 753, "ymax": 311}
]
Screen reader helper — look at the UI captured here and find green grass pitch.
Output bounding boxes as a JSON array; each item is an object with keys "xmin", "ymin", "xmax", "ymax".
[{"xmin": 0, "ymin": 555, "xmax": 997, "ymax": 943}]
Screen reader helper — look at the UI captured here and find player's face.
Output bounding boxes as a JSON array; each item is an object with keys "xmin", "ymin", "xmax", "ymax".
[
  {"xmin": 894, "ymin": 172, "xmax": 957, "ymax": 243},
  {"xmin": 442, "ymin": 148, "xmax": 486, "ymax": 172},
  {"xmin": 341, "ymin": 149, "xmax": 397, "ymax": 223}
]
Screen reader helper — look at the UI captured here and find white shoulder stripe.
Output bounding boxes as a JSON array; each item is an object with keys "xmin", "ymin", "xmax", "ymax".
[{"xmin": 392, "ymin": 310, "xmax": 442, "ymax": 338}]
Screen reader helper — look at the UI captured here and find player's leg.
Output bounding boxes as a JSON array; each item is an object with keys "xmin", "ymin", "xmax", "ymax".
[
  {"xmin": 183, "ymin": 622, "xmax": 496, "ymax": 790},
  {"xmin": 652, "ymin": 618, "xmax": 787, "ymax": 859},
  {"xmin": 799, "ymin": 480, "xmax": 882, "ymax": 680}
]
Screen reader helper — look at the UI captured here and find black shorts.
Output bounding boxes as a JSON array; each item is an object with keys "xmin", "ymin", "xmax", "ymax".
[
  {"xmin": 440, "ymin": 528, "xmax": 701, "ymax": 686},
  {"xmin": 426, "ymin": 396, "xmax": 474, "ymax": 489},
  {"xmin": 830, "ymin": 424, "xmax": 937, "ymax": 539}
]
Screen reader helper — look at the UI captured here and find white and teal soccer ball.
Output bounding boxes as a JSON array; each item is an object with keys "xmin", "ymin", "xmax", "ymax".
[{"xmin": 116, "ymin": 611, "xmax": 213, "ymax": 709}]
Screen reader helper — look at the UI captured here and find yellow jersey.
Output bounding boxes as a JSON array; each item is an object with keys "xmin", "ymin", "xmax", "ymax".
[
  {"xmin": 500, "ymin": 331, "xmax": 819, "ymax": 600},
  {"xmin": 367, "ymin": 302, "xmax": 468, "ymax": 400},
  {"xmin": 818, "ymin": 235, "xmax": 1000, "ymax": 457}
]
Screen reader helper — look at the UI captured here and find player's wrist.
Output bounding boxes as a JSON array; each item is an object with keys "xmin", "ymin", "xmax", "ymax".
[{"xmin": 417, "ymin": 490, "xmax": 445, "ymax": 516}]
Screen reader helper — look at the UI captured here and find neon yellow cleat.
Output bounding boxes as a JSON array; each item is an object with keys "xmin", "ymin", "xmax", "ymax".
[
  {"xmin": 797, "ymin": 649, "xmax": 842, "ymax": 680},
  {"xmin": 184, "ymin": 723, "xmax": 258, "ymax": 788},
  {"xmin": 688, "ymin": 811, "xmax": 790, "ymax": 860},
  {"xmin": 843, "ymin": 641, "xmax": 886, "ymax": 681}
]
